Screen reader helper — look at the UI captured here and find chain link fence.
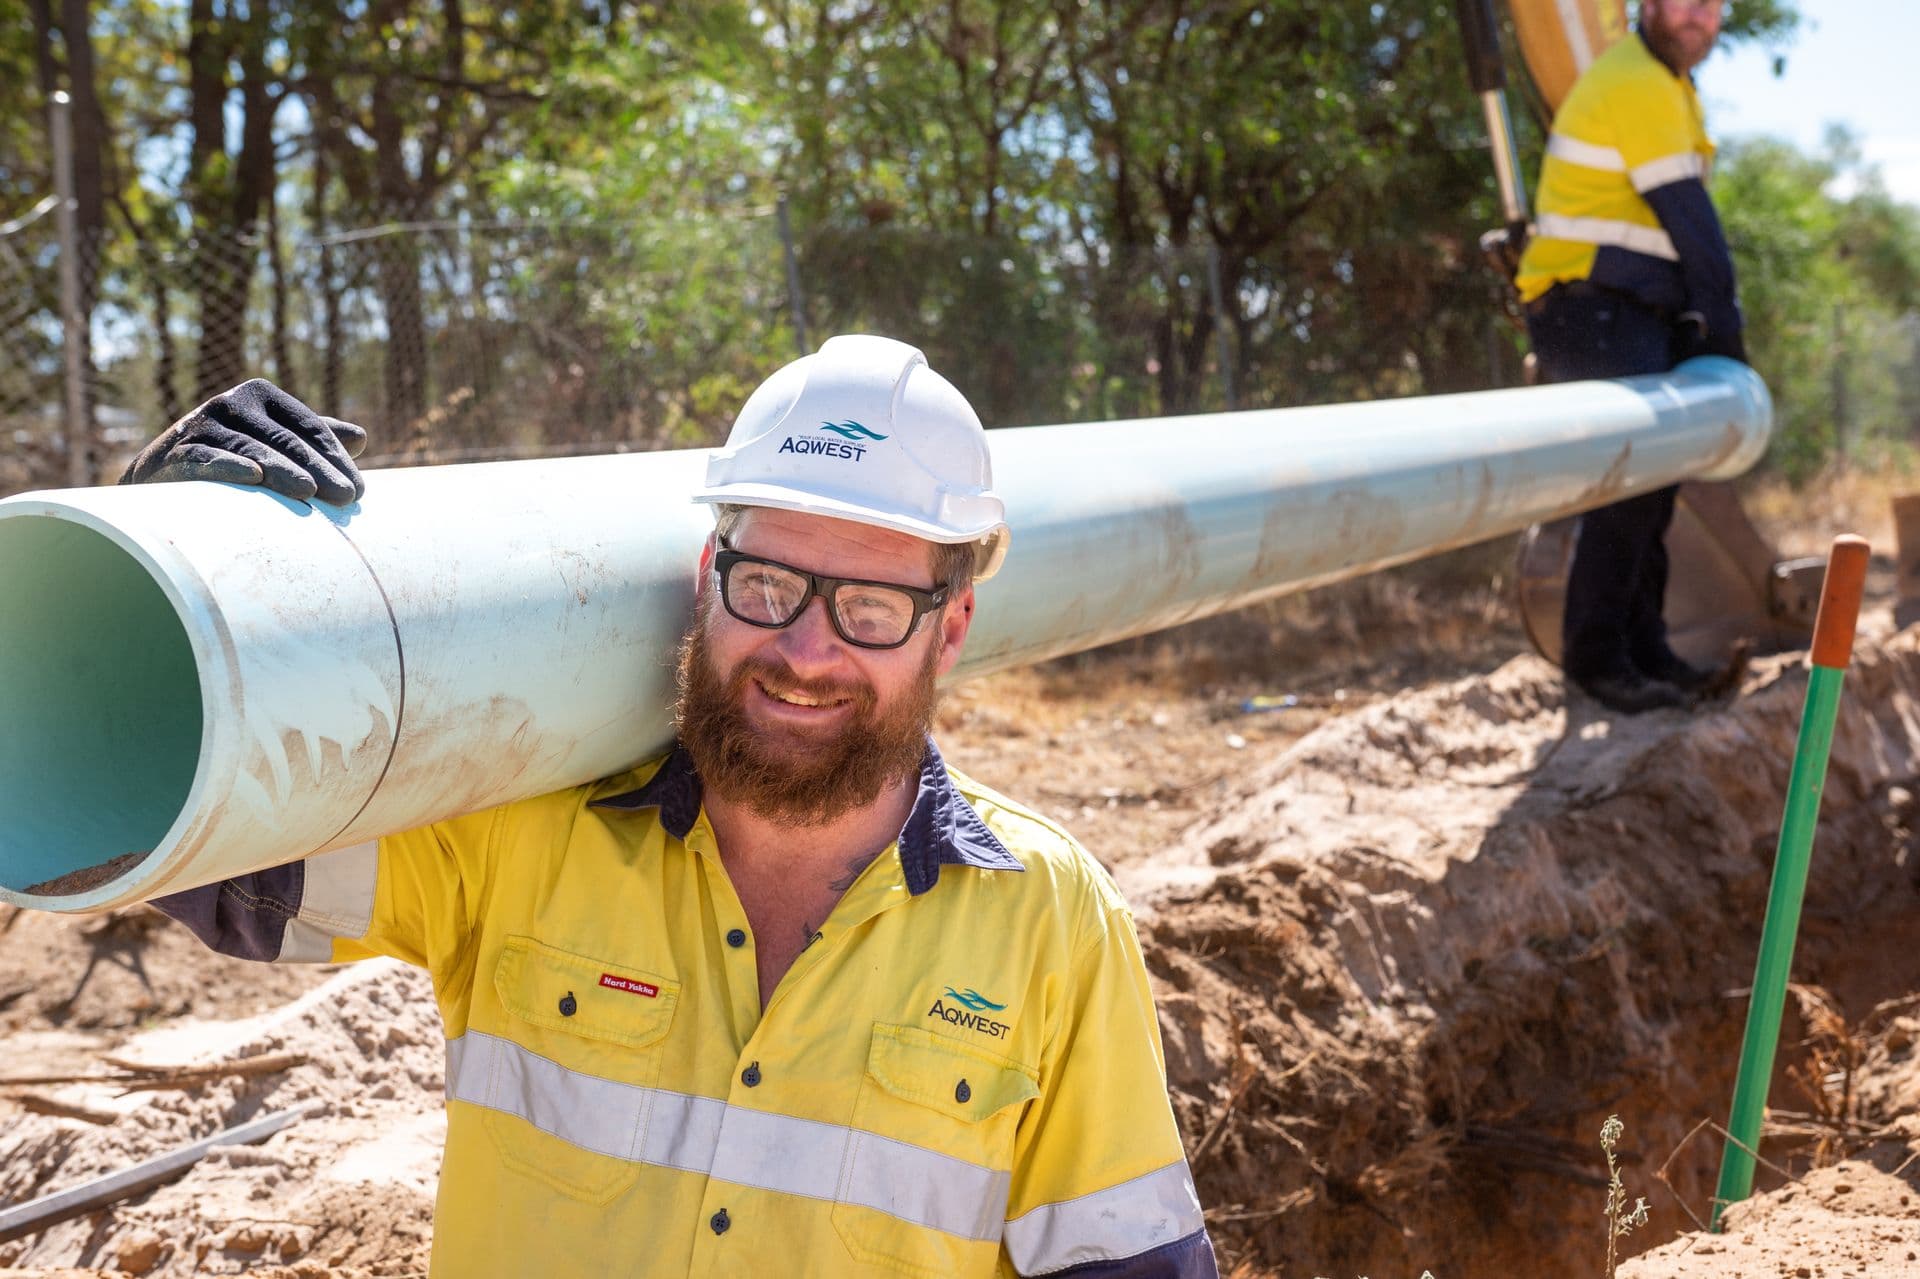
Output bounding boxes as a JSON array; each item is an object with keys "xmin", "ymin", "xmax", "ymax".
[
  {"xmin": 2, "ymin": 190, "xmax": 1535, "ymax": 499},
  {"xmin": 0, "ymin": 196, "xmax": 73, "ymax": 493}
]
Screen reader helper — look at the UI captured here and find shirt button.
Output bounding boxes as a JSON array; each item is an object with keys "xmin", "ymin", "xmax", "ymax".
[
  {"xmin": 955, "ymin": 1079, "xmax": 971, "ymax": 1104},
  {"xmin": 558, "ymin": 991, "xmax": 578, "ymax": 1017},
  {"xmin": 741, "ymin": 1063, "xmax": 761, "ymax": 1088},
  {"xmin": 710, "ymin": 1208, "xmax": 730, "ymax": 1235},
  {"xmin": 726, "ymin": 928, "xmax": 747, "ymax": 948}
]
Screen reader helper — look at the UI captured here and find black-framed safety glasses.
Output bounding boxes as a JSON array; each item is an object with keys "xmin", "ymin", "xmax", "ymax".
[{"xmin": 713, "ymin": 542, "xmax": 950, "ymax": 650}]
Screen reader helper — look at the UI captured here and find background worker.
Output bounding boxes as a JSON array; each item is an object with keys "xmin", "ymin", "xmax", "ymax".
[
  {"xmin": 125, "ymin": 337, "xmax": 1217, "ymax": 1278},
  {"xmin": 1515, "ymin": 0, "xmax": 1747, "ymax": 714}
]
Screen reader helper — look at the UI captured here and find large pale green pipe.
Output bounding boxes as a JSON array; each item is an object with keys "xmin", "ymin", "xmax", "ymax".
[{"xmin": 0, "ymin": 357, "xmax": 1769, "ymax": 912}]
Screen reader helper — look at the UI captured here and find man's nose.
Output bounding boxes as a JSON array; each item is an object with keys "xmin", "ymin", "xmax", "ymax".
[{"xmin": 771, "ymin": 597, "xmax": 848, "ymax": 672}]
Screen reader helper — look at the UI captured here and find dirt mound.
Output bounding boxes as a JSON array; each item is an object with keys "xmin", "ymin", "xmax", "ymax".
[
  {"xmin": 1622, "ymin": 1145, "xmax": 1920, "ymax": 1277},
  {"xmin": 0, "ymin": 960, "xmax": 441, "ymax": 1277},
  {"xmin": 0, "ymin": 907, "xmax": 328, "ymax": 1037},
  {"xmin": 1623, "ymin": 990, "xmax": 1920, "ymax": 1276},
  {"xmin": 1135, "ymin": 635, "xmax": 1920, "ymax": 1275}
]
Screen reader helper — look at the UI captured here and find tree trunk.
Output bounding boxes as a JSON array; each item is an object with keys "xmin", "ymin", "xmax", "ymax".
[
  {"xmin": 266, "ymin": 189, "xmax": 294, "ymax": 396},
  {"xmin": 313, "ymin": 142, "xmax": 344, "ymax": 413},
  {"xmin": 185, "ymin": 0, "xmax": 239, "ymax": 401},
  {"xmin": 58, "ymin": 0, "xmax": 105, "ymax": 308},
  {"xmin": 185, "ymin": 1, "xmax": 281, "ymax": 402},
  {"xmin": 117, "ymin": 198, "xmax": 184, "ymax": 424},
  {"xmin": 34, "ymin": 0, "xmax": 104, "ymax": 466},
  {"xmin": 377, "ymin": 237, "xmax": 430, "ymax": 434},
  {"xmin": 371, "ymin": 78, "xmax": 428, "ymax": 431}
]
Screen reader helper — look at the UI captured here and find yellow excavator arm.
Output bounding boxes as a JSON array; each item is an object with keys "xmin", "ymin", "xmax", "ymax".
[{"xmin": 1509, "ymin": 0, "xmax": 1629, "ymax": 114}]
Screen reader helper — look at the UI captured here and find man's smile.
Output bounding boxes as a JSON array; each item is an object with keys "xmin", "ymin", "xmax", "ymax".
[{"xmin": 752, "ymin": 676, "xmax": 858, "ymax": 715}]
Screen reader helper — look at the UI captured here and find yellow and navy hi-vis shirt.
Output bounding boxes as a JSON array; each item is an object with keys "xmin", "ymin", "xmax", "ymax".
[
  {"xmin": 155, "ymin": 740, "xmax": 1216, "ymax": 1278},
  {"xmin": 1515, "ymin": 31, "xmax": 1743, "ymax": 354}
]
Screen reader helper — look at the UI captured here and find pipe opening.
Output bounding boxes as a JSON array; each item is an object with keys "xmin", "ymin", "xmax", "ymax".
[{"xmin": 0, "ymin": 516, "xmax": 202, "ymax": 896}]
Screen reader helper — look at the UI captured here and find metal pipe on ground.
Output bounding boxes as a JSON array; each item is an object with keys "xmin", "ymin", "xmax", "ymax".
[{"xmin": 0, "ymin": 356, "xmax": 1770, "ymax": 913}]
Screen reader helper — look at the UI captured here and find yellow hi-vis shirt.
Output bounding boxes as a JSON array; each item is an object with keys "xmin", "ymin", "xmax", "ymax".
[
  {"xmin": 278, "ymin": 742, "xmax": 1212, "ymax": 1277},
  {"xmin": 1515, "ymin": 31, "xmax": 1715, "ymax": 307}
]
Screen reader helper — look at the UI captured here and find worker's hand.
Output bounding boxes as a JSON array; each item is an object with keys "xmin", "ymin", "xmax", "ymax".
[
  {"xmin": 1675, "ymin": 312, "xmax": 1748, "ymax": 367},
  {"xmin": 120, "ymin": 379, "xmax": 369, "ymax": 506}
]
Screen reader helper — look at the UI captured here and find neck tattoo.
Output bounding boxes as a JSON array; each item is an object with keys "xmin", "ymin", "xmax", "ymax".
[{"xmin": 828, "ymin": 851, "xmax": 878, "ymax": 894}]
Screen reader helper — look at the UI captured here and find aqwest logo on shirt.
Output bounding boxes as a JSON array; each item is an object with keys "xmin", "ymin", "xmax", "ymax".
[{"xmin": 927, "ymin": 985, "xmax": 1011, "ymax": 1038}]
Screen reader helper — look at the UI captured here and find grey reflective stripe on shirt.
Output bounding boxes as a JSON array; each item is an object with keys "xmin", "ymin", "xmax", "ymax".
[
  {"xmin": 1546, "ymin": 135, "xmax": 1704, "ymax": 194},
  {"xmin": 446, "ymin": 1029, "xmax": 1011, "ymax": 1242},
  {"xmin": 1002, "ymin": 1160, "xmax": 1207, "ymax": 1275},
  {"xmin": 278, "ymin": 840, "xmax": 379, "ymax": 962},
  {"xmin": 1546, "ymin": 133, "xmax": 1626, "ymax": 172},
  {"xmin": 1629, "ymin": 151, "xmax": 1705, "ymax": 192},
  {"xmin": 1533, "ymin": 213, "xmax": 1678, "ymax": 261}
]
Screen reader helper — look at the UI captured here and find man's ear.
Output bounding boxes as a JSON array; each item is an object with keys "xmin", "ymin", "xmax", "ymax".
[
  {"xmin": 695, "ymin": 532, "xmax": 717, "ymax": 596},
  {"xmin": 935, "ymin": 583, "xmax": 974, "ymax": 677}
]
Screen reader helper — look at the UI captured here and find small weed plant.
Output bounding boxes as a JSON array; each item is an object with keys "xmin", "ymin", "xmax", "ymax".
[{"xmin": 1601, "ymin": 1114, "xmax": 1649, "ymax": 1279}]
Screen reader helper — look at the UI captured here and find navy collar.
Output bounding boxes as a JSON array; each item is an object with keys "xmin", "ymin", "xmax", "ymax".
[
  {"xmin": 593, "ymin": 742, "xmax": 705, "ymax": 840},
  {"xmin": 590, "ymin": 737, "xmax": 1022, "ymax": 895}
]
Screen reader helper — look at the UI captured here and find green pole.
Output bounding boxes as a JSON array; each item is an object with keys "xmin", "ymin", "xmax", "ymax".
[{"xmin": 1711, "ymin": 535, "xmax": 1870, "ymax": 1229}]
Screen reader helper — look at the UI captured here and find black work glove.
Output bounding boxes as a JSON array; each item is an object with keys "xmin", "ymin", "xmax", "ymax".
[
  {"xmin": 120, "ymin": 379, "xmax": 369, "ymax": 506},
  {"xmin": 1674, "ymin": 311, "xmax": 1748, "ymax": 367}
]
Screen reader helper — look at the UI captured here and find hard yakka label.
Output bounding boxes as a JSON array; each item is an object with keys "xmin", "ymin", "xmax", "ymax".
[{"xmin": 599, "ymin": 973, "xmax": 660, "ymax": 998}]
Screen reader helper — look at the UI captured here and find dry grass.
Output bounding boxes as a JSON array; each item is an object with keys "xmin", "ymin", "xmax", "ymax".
[
  {"xmin": 1740, "ymin": 463, "xmax": 1915, "ymax": 561},
  {"xmin": 1783, "ymin": 984, "xmax": 1870, "ymax": 1169}
]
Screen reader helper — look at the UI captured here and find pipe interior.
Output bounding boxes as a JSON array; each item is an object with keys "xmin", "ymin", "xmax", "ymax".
[{"xmin": 0, "ymin": 517, "xmax": 202, "ymax": 894}]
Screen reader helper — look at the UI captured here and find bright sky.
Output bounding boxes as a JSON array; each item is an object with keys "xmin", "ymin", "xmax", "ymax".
[{"xmin": 1697, "ymin": 4, "xmax": 1920, "ymax": 206}]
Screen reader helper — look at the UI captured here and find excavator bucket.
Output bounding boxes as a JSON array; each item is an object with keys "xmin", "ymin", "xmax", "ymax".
[
  {"xmin": 1509, "ymin": 0, "xmax": 1630, "ymax": 115},
  {"xmin": 1516, "ymin": 480, "xmax": 1824, "ymax": 668}
]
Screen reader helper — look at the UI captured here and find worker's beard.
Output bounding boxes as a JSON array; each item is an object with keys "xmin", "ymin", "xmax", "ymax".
[
  {"xmin": 1641, "ymin": 10, "xmax": 1716, "ymax": 74},
  {"xmin": 674, "ymin": 602, "xmax": 942, "ymax": 826}
]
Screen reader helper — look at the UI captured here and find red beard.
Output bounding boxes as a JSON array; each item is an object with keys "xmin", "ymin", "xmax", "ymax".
[{"xmin": 674, "ymin": 601, "xmax": 941, "ymax": 826}]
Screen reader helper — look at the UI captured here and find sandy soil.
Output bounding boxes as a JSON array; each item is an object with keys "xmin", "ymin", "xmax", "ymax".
[{"xmin": 5, "ymin": 532, "xmax": 1920, "ymax": 1277}]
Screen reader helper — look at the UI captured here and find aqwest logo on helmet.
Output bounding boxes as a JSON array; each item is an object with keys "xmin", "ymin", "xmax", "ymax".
[
  {"xmin": 694, "ymin": 335, "xmax": 1011, "ymax": 579},
  {"xmin": 777, "ymin": 419, "xmax": 889, "ymax": 461}
]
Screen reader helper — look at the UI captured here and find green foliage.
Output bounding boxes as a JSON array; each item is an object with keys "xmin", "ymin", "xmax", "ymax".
[
  {"xmin": 1718, "ymin": 132, "xmax": 1920, "ymax": 482},
  {"xmin": 464, "ymin": 0, "xmax": 1546, "ymax": 438},
  {"xmin": 1712, "ymin": 0, "xmax": 1800, "ymax": 47},
  {"xmin": 29, "ymin": 0, "xmax": 1920, "ymax": 490}
]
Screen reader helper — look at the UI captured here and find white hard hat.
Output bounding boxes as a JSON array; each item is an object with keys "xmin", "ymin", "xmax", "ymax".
[{"xmin": 695, "ymin": 334, "xmax": 1010, "ymax": 579}]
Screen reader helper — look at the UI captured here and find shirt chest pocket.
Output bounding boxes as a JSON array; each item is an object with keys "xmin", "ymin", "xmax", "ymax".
[
  {"xmin": 832, "ymin": 1024, "xmax": 1039, "ymax": 1276},
  {"xmin": 469, "ymin": 935, "xmax": 680, "ymax": 1204}
]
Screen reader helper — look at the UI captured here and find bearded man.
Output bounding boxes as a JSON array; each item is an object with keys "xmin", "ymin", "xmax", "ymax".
[
  {"xmin": 1515, "ymin": 0, "xmax": 1748, "ymax": 713},
  {"xmin": 133, "ymin": 336, "xmax": 1217, "ymax": 1278}
]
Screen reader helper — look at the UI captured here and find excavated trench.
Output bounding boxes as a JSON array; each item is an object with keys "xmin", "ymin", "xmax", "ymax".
[{"xmin": 1131, "ymin": 631, "xmax": 1920, "ymax": 1275}]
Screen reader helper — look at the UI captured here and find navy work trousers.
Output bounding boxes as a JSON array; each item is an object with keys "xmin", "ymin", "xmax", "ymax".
[{"xmin": 1526, "ymin": 286, "xmax": 1683, "ymax": 683}]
